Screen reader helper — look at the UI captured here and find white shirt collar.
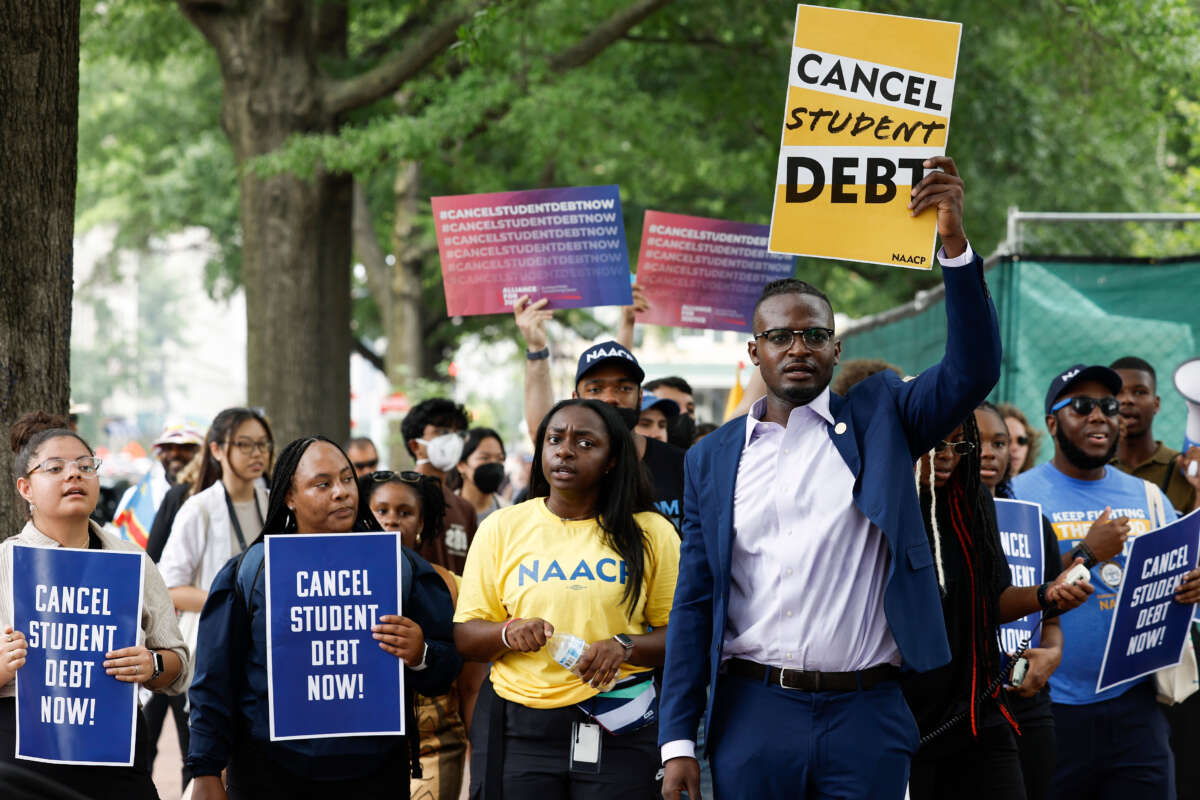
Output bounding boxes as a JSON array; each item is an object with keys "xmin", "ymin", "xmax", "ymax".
[{"xmin": 744, "ymin": 387, "xmax": 835, "ymax": 448}]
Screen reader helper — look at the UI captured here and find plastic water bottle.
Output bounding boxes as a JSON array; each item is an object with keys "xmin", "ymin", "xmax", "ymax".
[{"xmin": 548, "ymin": 633, "xmax": 615, "ymax": 691}]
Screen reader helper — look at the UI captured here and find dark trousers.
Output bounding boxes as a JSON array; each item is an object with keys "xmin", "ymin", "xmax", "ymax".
[
  {"xmin": 1052, "ymin": 680, "xmax": 1175, "ymax": 800},
  {"xmin": 1015, "ymin": 722, "xmax": 1055, "ymax": 800},
  {"xmin": 143, "ymin": 692, "xmax": 190, "ymax": 789},
  {"xmin": 0, "ymin": 697, "xmax": 158, "ymax": 800},
  {"xmin": 706, "ymin": 671, "xmax": 917, "ymax": 800},
  {"xmin": 468, "ymin": 679, "xmax": 660, "ymax": 800},
  {"xmin": 1168, "ymin": 687, "xmax": 1200, "ymax": 800},
  {"xmin": 226, "ymin": 754, "xmax": 395, "ymax": 800},
  {"xmin": 909, "ymin": 723, "xmax": 1026, "ymax": 800}
]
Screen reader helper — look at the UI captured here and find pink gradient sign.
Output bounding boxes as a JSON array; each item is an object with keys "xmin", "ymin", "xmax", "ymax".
[
  {"xmin": 635, "ymin": 211, "xmax": 796, "ymax": 332},
  {"xmin": 431, "ymin": 185, "xmax": 632, "ymax": 316}
]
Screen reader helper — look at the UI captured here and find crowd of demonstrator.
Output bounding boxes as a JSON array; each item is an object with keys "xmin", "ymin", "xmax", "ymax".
[{"xmin": 4, "ymin": 159, "xmax": 1200, "ymax": 800}]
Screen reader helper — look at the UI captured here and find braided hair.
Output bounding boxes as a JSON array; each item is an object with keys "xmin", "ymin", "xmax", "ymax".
[{"xmin": 919, "ymin": 411, "xmax": 1012, "ymax": 738}]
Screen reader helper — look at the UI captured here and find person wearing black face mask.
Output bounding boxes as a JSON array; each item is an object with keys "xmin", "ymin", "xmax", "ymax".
[{"xmin": 457, "ymin": 428, "xmax": 510, "ymax": 523}]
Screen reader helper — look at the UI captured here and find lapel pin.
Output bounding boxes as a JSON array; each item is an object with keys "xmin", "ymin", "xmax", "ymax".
[{"xmin": 834, "ymin": 422, "xmax": 847, "ymax": 435}]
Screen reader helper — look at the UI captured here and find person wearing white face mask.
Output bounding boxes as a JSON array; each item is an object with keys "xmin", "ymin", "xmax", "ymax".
[{"xmin": 401, "ymin": 398, "xmax": 479, "ymax": 574}]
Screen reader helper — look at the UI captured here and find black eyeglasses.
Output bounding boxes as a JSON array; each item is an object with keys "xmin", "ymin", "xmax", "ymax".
[
  {"xmin": 353, "ymin": 459, "xmax": 379, "ymax": 471},
  {"xmin": 934, "ymin": 439, "xmax": 975, "ymax": 455},
  {"xmin": 752, "ymin": 327, "xmax": 836, "ymax": 350},
  {"xmin": 1050, "ymin": 396, "xmax": 1120, "ymax": 417},
  {"xmin": 227, "ymin": 438, "xmax": 273, "ymax": 456},
  {"xmin": 370, "ymin": 470, "xmax": 436, "ymax": 486}
]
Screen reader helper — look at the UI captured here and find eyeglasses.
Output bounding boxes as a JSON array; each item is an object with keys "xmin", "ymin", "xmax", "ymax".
[
  {"xmin": 228, "ymin": 438, "xmax": 273, "ymax": 455},
  {"xmin": 370, "ymin": 470, "xmax": 433, "ymax": 486},
  {"xmin": 752, "ymin": 327, "xmax": 836, "ymax": 350},
  {"xmin": 27, "ymin": 456, "xmax": 103, "ymax": 477},
  {"xmin": 934, "ymin": 440, "xmax": 974, "ymax": 455},
  {"xmin": 1050, "ymin": 396, "xmax": 1119, "ymax": 417},
  {"xmin": 353, "ymin": 459, "xmax": 379, "ymax": 471}
]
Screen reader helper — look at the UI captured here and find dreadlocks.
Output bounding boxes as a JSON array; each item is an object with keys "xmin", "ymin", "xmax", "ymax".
[{"xmin": 918, "ymin": 411, "xmax": 1014, "ymax": 738}]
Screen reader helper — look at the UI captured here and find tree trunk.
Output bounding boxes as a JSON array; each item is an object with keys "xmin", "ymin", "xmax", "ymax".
[
  {"xmin": 0, "ymin": 0, "xmax": 79, "ymax": 540},
  {"xmin": 387, "ymin": 161, "xmax": 428, "ymax": 385},
  {"xmin": 180, "ymin": 2, "xmax": 352, "ymax": 447}
]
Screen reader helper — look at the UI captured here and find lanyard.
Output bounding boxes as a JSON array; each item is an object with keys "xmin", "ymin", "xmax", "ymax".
[{"xmin": 223, "ymin": 486, "xmax": 263, "ymax": 552}]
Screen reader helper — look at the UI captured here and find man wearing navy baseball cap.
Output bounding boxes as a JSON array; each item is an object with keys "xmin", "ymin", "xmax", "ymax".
[
  {"xmin": 1011, "ymin": 363, "xmax": 1200, "ymax": 797},
  {"xmin": 514, "ymin": 301, "xmax": 685, "ymax": 530}
]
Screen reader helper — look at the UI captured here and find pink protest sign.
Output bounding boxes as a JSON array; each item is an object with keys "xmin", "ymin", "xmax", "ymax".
[
  {"xmin": 431, "ymin": 185, "xmax": 632, "ymax": 316},
  {"xmin": 635, "ymin": 211, "xmax": 796, "ymax": 332}
]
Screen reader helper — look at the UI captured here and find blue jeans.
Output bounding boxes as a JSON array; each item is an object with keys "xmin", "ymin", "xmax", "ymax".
[{"xmin": 707, "ymin": 671, "xmax": 917, "ymax": 799}]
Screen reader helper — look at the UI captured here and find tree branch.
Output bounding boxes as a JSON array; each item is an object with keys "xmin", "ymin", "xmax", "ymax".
[
  {"xmin": 353, "ymin": 337, "xmax": 386, "ymax": 373},
  {"xmin": 323, "ymin": 9, "xmax": 474, "ymax": 115},
  {"xmin": 548, "ymin": 0, "xmax": 675, "ymax": 72}
]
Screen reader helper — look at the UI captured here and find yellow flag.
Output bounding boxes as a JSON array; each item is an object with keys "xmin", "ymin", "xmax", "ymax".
[{"xmin": 723, "ymin": 362, "xmax": 745, "ymax": 422}]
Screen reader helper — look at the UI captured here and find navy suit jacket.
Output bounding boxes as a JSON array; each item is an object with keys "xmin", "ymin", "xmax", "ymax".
[{"xmin": 658, "ymin": 254, "xmax": 1002, "ymax": 749}]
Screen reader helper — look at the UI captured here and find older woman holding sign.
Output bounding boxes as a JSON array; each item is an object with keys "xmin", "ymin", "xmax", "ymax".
[
  {"xmin": 186, "ymin": 435, "xmax": 460, "ymax": 800},
  {"xmin": 0, "ymin": 412, "xmax": 189, "ymax": 799}
]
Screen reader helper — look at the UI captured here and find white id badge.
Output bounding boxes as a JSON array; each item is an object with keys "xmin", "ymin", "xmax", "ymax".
[{"xmin": 569, "ymin": 722, "xmax": 602, "ymax": 773}]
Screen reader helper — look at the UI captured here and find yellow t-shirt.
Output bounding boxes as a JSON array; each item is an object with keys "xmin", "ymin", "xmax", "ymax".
[{"xmin": 454, "ymin": 498, "xmax": 680, "ymax": 708}]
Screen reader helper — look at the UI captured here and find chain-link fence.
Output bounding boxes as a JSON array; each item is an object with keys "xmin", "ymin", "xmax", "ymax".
[{"xmin": 838, "ymin": 212, "xmax": 1200, "ymax": 465}]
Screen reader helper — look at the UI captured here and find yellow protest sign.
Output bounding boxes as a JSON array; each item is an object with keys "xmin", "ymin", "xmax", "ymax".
[{"xmin": 767, "ymin": 5, "xmax": 962, "ymax": 270}]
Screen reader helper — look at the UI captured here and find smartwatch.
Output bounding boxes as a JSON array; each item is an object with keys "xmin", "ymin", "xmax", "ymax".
[
  {"xmin": 612, "ymin": 633, "xmax": 634, "ymax": 662},
  {"xmin": 1068, "ymin": 541, "xmax": 1099, "ymax": 569},
  {"xmin": 150, "ymin": 651, "xmax": 165, "ymax": 681}
]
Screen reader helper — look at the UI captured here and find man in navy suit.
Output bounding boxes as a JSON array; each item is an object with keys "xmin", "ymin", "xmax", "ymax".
[{"xmin": 659, "ymin": 156, "xmax": 1002, "ymax": 800}]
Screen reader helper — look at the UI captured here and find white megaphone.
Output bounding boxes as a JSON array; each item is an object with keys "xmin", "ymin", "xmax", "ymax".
[{"xmin": 1174, "ymin": 358, "xmax": 1200, "ymax": 477}]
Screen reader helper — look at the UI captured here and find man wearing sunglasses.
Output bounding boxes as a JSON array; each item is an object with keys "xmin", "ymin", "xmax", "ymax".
[
  {"xmin": 660, "ymin": 156, "xmax": 1003, "ymax": 800},
  {"xmin": 1011, "ymin": 363, "xmax": 1200, "ymax": 799}
]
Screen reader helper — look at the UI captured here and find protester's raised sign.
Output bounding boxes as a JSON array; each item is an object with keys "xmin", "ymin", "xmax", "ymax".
[
  {"xmin": 768, "ymin": 5, "xmax": 961, "ymax": 270},
  {"xmin": 995, "ymin": 499, "xmax": 1045, "ymax": 652},
  {"xmin": 432, "ymin": 185, "xmax": 632, "ymax": 316},
  {"xmin": 1096, "ymin": 510, "xmax": 1200, "ymax": 693},
  {"xmin": 635, "ymin": 211, "xmax": 795, "ymax": 332},
  {"xmin": 265, "ymin": 532, "xmax": 404, "ymax": 740},
  {"xmin": 13, "ymin": 544, "xmax": 143, "ymax": 765}
]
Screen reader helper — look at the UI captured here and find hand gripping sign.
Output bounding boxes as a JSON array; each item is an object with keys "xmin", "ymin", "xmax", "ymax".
[
  {"xmin": 13, "ymin": 544, "xmax": 144, "ymax": 765},
  {"xmin": 266, "ymin": 532, "xmax": 405, "ymax": 740},
  {"xmin": 768, "ymin": 5, "xmax": 962, "ymax": 270},
  {"xmin": 995, "ymin": 499, "xmax": 1046, "ymax": 652},
  {"xmin": 1096, "ymin": 510, "xmax": 1200, "ymax": 693},
  {"xmin": 431, "ymin": 185, "xmax": 632, "ymax": 316}
]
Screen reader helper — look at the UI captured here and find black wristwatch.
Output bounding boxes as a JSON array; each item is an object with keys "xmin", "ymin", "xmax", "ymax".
[
  {"xmin": 1036, "ymin": 582, "xmax": 1055, "ymax": 611},
  {"xmin": 1068, "ymin": 541, "xmax": 1099, "ymax": 568},
  {"xmin": 149, "ymin": 651, "xmax": 165, "ymax": 681},
  {"xmin": 526, "ymin": 347, "xmax": 550, "ymax": 361},
  {"xmin": 612, "ymin": 633, "xmax": 634, "ymax": 662}
]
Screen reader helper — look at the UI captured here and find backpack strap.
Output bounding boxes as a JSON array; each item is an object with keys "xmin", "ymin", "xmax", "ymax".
[
  {"xmin": 1144, "ymin": 479, "xmax": 1168, "ymax": 529},
  {"xmin": 1163, "ymin": 453, "xmax": 1181, "ymax": 494}
]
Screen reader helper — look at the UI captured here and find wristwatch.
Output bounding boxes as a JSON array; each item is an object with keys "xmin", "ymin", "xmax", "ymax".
[
  {"xmin": 612, "ymin": 633, "xmax": 634, "ymax": 662},
  {"xmin": 149, "ymin": 651, "xmax": 165, "ymax": 681},
  {"xmin": 525, "ymin": 347, "xmax": 550, "ymax": 361},
  {"xmin": 1036, "ymin": 582, "xmax": 1055, "ymax": 611},
  {"xmin": 1068, "ymin": 541, "xmax": 1099, "ymax": 568}
]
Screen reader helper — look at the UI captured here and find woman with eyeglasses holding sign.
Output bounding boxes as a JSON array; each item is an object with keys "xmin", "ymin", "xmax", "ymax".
[
  {"xmin": 187, "ymin": 436, "xmax": 460, "ymax": 800},
  {"xmin": 455, "ymin": 399, "xmax": 680, "ymax": 799},
  {"xmin": 0, "ymin": 412, "xmax": 190, "ymax": 799}
]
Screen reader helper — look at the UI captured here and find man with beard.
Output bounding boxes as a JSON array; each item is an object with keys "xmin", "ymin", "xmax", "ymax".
[
  {"xmin": 660, "ymin": 156, "xmax": 1001, "ymax": 800},
  {"xmin": 1011, "ymin": 363, "xmax": 1200, "ymax": 799},
  {"xmin": 514, "ymin": 303, "xmax": 686, "ymax": 530},
  {"xmin": 113, "ymin": 423, "xmax": 203, "ymax": 546}
]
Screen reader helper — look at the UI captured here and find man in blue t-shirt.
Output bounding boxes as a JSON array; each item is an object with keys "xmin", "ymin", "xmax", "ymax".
[{"xmin": 1012, "ymin": 363, "xmax": 1200, "ymax": 799}]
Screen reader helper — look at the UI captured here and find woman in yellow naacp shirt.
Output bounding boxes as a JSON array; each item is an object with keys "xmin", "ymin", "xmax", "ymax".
[{"xmin": 455, "ymin": 399, "xmax": 679, "ymax": 799}]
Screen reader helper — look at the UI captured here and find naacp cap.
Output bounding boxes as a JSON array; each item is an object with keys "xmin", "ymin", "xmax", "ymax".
[
  {"xmin": 1044, "ymin": 363, "xmax": 1123, "ymax": 415},
  {"xmin": 575, "ymin": 340, "xmax": 645, "ymax": 386}
]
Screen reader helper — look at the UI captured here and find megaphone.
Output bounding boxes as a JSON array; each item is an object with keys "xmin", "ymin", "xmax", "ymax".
[{"xmin": 1173, "ymin": 358, "xmax": 1200, "ymax": 476}]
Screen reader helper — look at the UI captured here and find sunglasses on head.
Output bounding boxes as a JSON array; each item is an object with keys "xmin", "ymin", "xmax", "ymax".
[
  {"xmin": 370, "ymin": 470, "xmax": 440, "ymax": 488},
  {"xmin": 934, "ymin": 439, "xmax": 974, "ymax": 455},
  {"xmin": 1050, "ymin": 396, "xmax": 1119, "ymax": 417}
]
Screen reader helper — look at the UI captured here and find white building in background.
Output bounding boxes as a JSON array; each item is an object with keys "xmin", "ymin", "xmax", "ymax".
[{"xmin": 72, "ymin": 226, "xmax": 247, "ymax": 478}]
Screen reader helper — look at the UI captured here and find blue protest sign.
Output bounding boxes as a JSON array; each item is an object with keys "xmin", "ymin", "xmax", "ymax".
[
  {"xmin": 12, "ymin": 544, "xmax": 143, "ymax": 765},
  {"xmin": 995, "ymin": 499, "xmax": 1045, "ymax": 652},
  {"xmin": 1097, "ymin": 509, "xmax": 1200, "ymax": 693},
  {"xmin": 265, "ymin": 532, "xmax": 404, "ymax": 740}
]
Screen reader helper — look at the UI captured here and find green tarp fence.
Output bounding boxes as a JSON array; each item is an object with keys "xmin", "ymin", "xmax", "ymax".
[{"xmin": 839, "ymin": 257, "xmax": 1200, "ymax": 466}]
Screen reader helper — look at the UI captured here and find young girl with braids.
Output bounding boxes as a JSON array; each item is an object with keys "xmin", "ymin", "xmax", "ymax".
[{"xmin": 904, "ymin": 411, "xmax": 1093, "ymax": 800}]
